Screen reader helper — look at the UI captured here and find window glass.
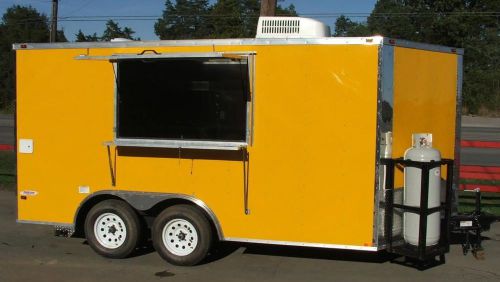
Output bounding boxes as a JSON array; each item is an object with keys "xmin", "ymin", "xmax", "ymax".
[{"xmin": 117, "ymin": 58, "xmax": 249, "ymax": 142}]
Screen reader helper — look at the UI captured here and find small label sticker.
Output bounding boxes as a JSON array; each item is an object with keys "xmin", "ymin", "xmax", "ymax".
[
  {"xmin": 460, "ymin": 221, "xmax": 473, "ymax": 227},
  {"xmin": 19, "ymin": 139, "xmax": 34, "ymax": 154},
  {"xmin": 20, "ymin": 190, "xmax": 38, "ymax": 197},
  {"xmin": 78, "ymin": 186, "xmax": 90, "ymax": 194}
]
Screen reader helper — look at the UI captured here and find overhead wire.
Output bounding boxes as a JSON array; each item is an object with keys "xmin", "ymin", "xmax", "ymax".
[
  {"xmin": 61, "ymin": 0, "xmax": 98, "ymax": 18},
  {"xmin": 3, "ymin": 11, "xmax": 500, "ymax": 26}
]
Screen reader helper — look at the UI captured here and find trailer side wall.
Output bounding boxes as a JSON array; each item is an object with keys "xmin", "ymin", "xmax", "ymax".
[{"xmin": 17, "ymin": 43, "xmax": 380, "ymax": 248}]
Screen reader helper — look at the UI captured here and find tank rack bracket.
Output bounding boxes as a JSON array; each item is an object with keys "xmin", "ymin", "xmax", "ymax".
[{"xmin": 380, "ymin": 158, "xmax": 454, "ymax": 268}]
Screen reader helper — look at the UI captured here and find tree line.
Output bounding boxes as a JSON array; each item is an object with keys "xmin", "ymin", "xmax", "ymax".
[
  {"xmin": 1, "ymin": 0, "xmax": 499, "ymax": 115},
  {"xmin": 75, "ymin": 0, "xmax": 297, "ymax": 41}
]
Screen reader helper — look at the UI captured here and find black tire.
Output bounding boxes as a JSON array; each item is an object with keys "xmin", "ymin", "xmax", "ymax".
[
  {"xmin": 84, "ymin": 199, "xmax": 141, "ymax": 258},
  {"xmin": 152, "ymin": 205, "xmax": 213, "ymax": 266}
]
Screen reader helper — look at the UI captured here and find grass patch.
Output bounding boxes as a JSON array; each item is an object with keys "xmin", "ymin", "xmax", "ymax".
[
  {"xmin": 0, "ymin": 102, "xmax": 15, "ymax": 114},
  {"xmin": 458, "ymin": 191, "xmax": 500, "ymax": 216},
  {"xmin": 0, "ymin": 151, "xmax": 16, "ymax": 190}
]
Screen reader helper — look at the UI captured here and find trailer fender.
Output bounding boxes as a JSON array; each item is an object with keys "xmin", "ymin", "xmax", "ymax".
[{"xmin": 73, "ymin": 191, "xmax": 224, "ymax": 240}]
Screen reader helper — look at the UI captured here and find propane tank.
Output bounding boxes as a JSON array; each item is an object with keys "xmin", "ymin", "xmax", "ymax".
[
  {"xmin": 378, "ymin": 132, "xmax": 402, "ymax": 237},
  {"xmin": 403, "ymin": 133, "xmax": 441, "ymax": 246}
]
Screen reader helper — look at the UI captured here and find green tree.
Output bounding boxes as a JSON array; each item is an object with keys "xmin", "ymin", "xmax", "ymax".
[
  {"xmin": 75, "ymin": 29, "xmax": 99, "ymax": 42},
  {"xmin": 155, "ymin": 0, "xmax": 297, "ymax": 39},
  {"xmin": 210, "ymin": 0, "xmax": 297, "ymax": 38},
  {"xmin": 76, "ymin": 20, "xmax": 138, "ymax": 42},
  {"xmin": 367, "ymin": 0, "xmax": 417, "ymax": 40},
  {"xmin": 101, "ymin": 20, "xmax": 137, "ymax": 41},
  {"xmin": 334, "ymin": 15, "xmax": 371, "ymax": 37},
  {"xmin": 367, "ymin": 0, "xmax": 500, "ymax": 115},
  {"xmin": 209, "ymin": 0, "xmax": 248, "ymax": 38},
  {"xmin": 0, "ymin": 5, "xmax": 66, "ymax": 111},
  {"xmin": 57, "ymin": 30, "xmax": 68, "ymax": 42},
  {"xmin": 155, "ymin": 0, "xmax": 211, "ymax": 39}
]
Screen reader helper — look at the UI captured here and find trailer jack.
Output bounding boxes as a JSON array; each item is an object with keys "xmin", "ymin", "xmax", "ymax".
[{"xmin": 450, "ymin": 189, "xmax": 500, "ymax": 260}]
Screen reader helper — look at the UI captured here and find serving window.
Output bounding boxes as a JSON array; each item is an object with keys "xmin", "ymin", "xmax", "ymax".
[{"xmin": 114, "ymin": 54, "xmax": 253, "ymax": 150}]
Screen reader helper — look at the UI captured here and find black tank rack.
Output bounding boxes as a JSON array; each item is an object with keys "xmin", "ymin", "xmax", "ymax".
[
  {"xmin": 381, "ymin": 158, "xmax": 500, "ymax": 269},
  {"xmin": 380, "ymin": 158, "xmax": 454, "ymax": 268}
]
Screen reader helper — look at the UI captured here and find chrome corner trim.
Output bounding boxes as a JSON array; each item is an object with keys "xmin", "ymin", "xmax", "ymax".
[
  {"xmin": 75, "ymin": 190, "xmax": 224, "ymax": 240},
  {"xmin": 453, "ymin": 54, "xmax": 464, "ymax": 213},
  {"xmin": 383, "ymin": 38, "xmax": 464, "ymax": 55},
  {"xmin": 113, "ymin": 138, "xmax": 246, "ymax": 151},
  {"xmin": 224, "ymin": 237, "xmax": 379, "ymax": 251},
  {"xmin": 373, "ymin": 44, "xmax": 395, "ymax": 246},
  {"xmin": 13, "ymin": 37, "xmax": 384, "ymax": 50},
  {"xmin": 373, "ymin": 44, "xmax": 384, "ymax": 248}
]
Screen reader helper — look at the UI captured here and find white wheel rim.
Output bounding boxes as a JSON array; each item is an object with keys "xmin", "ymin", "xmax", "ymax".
[
  {"xmin": 162, "ymin": 219, "xmax": 198, "ymax": 256},
  {"xmin": 93, "ymin": 212, "xmax": 127, "ymax": 249}
]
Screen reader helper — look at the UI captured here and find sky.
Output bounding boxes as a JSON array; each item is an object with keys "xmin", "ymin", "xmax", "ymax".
[{"xmin": 0, "ymin": 0, "xmax": 378, "ymax": 41}]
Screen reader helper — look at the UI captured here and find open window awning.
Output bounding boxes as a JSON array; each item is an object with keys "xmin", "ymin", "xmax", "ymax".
[
  {"xmin": 76, "ymin": 50, "xmax": 256, "ymax": 150},
  {"xmin": 75, "ymin": 51, "xmax": 256, "ymax": 61}
]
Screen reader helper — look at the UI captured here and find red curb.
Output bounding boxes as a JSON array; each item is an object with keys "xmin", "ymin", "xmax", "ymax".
[
  {"xmin": 0, "ymin": 144, "xmax": 14, "ymax": 151},
  {"xmin": 461, "ymin": 140, "xmax": 500, "ymax": 148}
]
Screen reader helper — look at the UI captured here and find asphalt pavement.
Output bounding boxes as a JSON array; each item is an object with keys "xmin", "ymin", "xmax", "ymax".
[
  {"xmin": 0, "ymin": 189, "xmax": 498, "ymax": 282},
  {"xmin": 461, "ymin": 147, "xmax": 500, "ymax": 166},
  {"xmin": 460, "ymin": 118, "xmax": 500, "ymax": 166},
  {"xmin": 0, "ymin": 114, "xmax": 14, "ymax": 146},
  {"xmin": 461, "ymin": 127, "xmax": 500, "ymax": 142}
]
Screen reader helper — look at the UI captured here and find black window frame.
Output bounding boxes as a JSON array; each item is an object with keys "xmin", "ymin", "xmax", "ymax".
[{"xmin": 111, "ymin": 52, "xmax": 254, "ymax": 150}]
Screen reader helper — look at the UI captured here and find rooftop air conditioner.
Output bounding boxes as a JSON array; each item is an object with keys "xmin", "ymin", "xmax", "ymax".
[{"xmin": 256, "ymin": 17, "xmax": 331, "ymax": 39}]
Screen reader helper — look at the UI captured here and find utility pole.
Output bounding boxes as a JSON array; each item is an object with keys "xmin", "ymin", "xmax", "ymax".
[
  {"xmin": 49, "ymin": 0, "xmax": 59, "ymax": 42},
  {"xmin": 260, "ymin": 0, "xmax": 276, "ymax": 16}
]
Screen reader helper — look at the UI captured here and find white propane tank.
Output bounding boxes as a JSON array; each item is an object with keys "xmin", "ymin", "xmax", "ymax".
[
  {"xmin": 378, "ymin": 132, "xmax": 402, "ymax": 237},
  {"xmin": 404, "ymin": 133, "xmax": 441, "ymax": 246}
]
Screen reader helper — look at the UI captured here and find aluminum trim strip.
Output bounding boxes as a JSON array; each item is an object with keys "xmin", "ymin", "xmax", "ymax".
[
  {"xmin": 75, "ymin": 190, "xmax": 225, "ymax": 240},
  {"xmin": 112, "ymin": 62, "xmax": 118, "ymax": 140},
  {"xmin": 453, "ymin": 55, "xmax": 464, "ymax": 213},
  {"xmin": 250, "ymin": 54, "xmax": 256, "ymax": 145},
  {"xmin": 224, "ymin": 237, "xmax": 379, "ymax": 251},
  {"xmin": 373, "ymin": 44, "xmax": 383, "ymax": 248},
  {"xmin": 75, "ymin": 52, "xmax": 226, "ymax": 61},
  {"xmin": 383, "ymin": 38, "xmax": 463, "ymax": 55},
  {"xmin": 13, "ymin": 37, "xmax": 384, "ymax": 50},
  {"xmin": 17, "ymin": 220, "xmax": 73, "ymax": 227},
  {"xmin": 375, "ymin": 44, "xmax": 395, "ymax": 246},
  {"xmin": 113, "ymin": 139, "xmax": 246, "ymax": 150}
]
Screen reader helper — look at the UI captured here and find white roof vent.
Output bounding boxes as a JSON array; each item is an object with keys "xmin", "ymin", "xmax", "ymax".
[
  {"xmin": 256, "ymin": 17, "xmax": 331, "ymax": 39},
  {"xmin": 110, "ymin": 38, "xmax": 133, "ymax": 42}
]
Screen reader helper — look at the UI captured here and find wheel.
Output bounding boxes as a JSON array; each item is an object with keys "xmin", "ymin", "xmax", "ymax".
[
  {"xmin": 84, "ymin": 199, "xmax": 141, "ymax": 258},
  {"xmin": 152, "ymin": 205, "xmax": 213, "ymax": 266}
]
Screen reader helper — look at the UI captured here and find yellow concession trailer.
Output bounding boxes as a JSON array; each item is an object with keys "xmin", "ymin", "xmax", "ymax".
[{"xmin": 13, "ymin": 35, "xmax": 462, "ymax": 265}]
